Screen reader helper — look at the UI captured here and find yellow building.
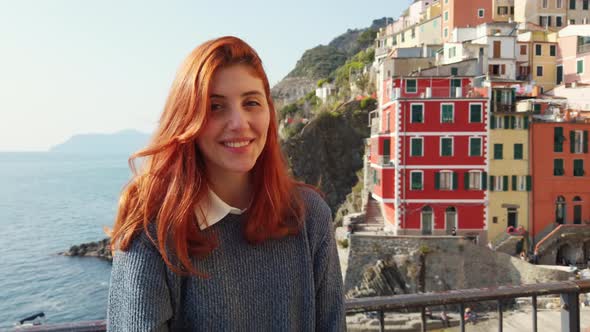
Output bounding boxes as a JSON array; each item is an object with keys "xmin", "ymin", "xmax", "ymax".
[
  {"xmin": 517, "ymin": 30, "xmax": 558, "ymax": 92},
  {"xmin": 488, "ymin": 87, "xmax": 531, "ymax": 243},
  {"xmin": 515, "ymin": 0, "xmax": 567, "ymax": 29},
  {"xmin": 493, "ymin": 0, "xmax": 515, "ymax": 22}
]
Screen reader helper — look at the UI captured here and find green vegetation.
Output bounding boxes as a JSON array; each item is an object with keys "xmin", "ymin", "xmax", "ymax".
[
  {"xmin": 419, "ymin": 244, "xmax": 431, "ymax": 255},
  {"xmin": 337, "ymin": 238, "xmax": 349, "ymax": 249},
  {"xmin": 287, "ymin": 45, "xmax": 347, "ymax": 80}
]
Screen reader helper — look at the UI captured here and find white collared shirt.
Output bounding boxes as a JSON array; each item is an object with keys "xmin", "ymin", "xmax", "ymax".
[{"xmin": 194, "ymin": 190, "xmax": 246, "ymax": 230}]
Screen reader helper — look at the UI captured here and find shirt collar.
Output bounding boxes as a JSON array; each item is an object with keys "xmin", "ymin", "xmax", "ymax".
[{"xmin": 194, "ymin": 190, "xmax": 246, "ymax": 230}]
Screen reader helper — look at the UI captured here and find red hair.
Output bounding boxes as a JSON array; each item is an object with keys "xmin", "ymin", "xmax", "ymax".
[{"xmin": 109, "ymin": 36, "xmax": 306, "ymax": 277}]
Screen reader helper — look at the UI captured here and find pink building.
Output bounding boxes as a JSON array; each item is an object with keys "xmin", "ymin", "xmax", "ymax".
[
  {"xmin": 557, "ymin": 25, "xmax": 590, "ymax": 85},
  {"xmin": 441, "ymin": 0, "xmax": 493, "ymax": 42}
]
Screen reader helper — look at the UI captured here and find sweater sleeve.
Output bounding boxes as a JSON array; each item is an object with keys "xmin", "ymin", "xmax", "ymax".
[
  {"xmin": 107, "ymin": 232, "xmax": 173, "ymax": 332},
  {"xmin": 310, "ymin": 196, "xmax": 346, "ymax": 331}
]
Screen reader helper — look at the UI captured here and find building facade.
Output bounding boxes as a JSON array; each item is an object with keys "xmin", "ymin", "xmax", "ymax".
[
  {"xmin": 441, "ymin": 0, "xmax": 494, "ymax": 42},
  {"xmin": 370, "ymin": 76, "xmax": 489, "ymax": 242}
]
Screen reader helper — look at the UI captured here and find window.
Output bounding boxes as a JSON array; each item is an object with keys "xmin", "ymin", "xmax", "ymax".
[
  {"xmin": 578, "ymin": 59, "xmax": 584, "ymax": 74},
  {"xmin": 497, "ymin": 6, "xmax": 509, "ymax": 15},
  {"xmin": 444, "ymin": 11, "xmax": 449, "ymax": 21},
  {"xmin": 470, "ymin": 137, "xmax": 482, "ymax": 156},
  {"xmin": 494, "ymin": 144, "xmax": 503, "ymax": 159},
  {"xmin": 401, "ymin": 32, "xmax": 405, "ymax": 43},
  {"xmin": 540, "ymin": 16, "xmax": 548, "ymax": 27},
  {"xmin": 492, "ymin": 175, "xmax": 507, "ymax": 191},
  {"xmin": 554, "ymin": 158, "xmax": 565, "ymax": 176},
  {"xmin": 467, "ymin": 171, "xmax": 482, "ymax": 190},
  {"xmin": 441, "ymin": 137, "xmax": 453, "ymax": 156},
  {"xmin": 517, "ymin": 175, "xmax": 527, "ymax": 191},
  {"xmin": 496, "ymin": 116, "xmax": 505, "ymax": 129},
  {"xmin": 557, "ymin": 16, "xmax": 563, "ymax": 27},
  {"xmin": 550, "ymin": 45, "xmax": 556, "ymax": 56},
  {"xmin": 514, "ymin": 144, "xmax": 524, "ymax": 159},
  {"xmin": 543, "ymin": 0, "xmax": 548, "ymax": 8},
  {"xmin": 470, "ymin": 104, "xmax": 482, "ymax": 122},
  {"xmin": 411, "ymin": 28, "xmax": 415, "ymax": 38},
  {"xmin": 411, "ymin": 104, "xmax": 424, "ymax": 123},
  {"xmin": 571, "ymin": 19, "xmax": 576, "ymax": 24},
  {"xmin": 537, "ymin": 66, "xmax": 544, "ymax": 77},
  {"xmin": 573, "ymin": 130, "xmax": 584, "ymax": 153},
  {"xmin": 441, "ymin": 104, "xmax": 454, "ymax": 123},
  {"xmin": 451, "ymin": 67, "xmax": 458, "ymax": 75},
  {"xmin": 574, "ymin": 159, "xmax": 585, "ymax": 176},
  {"xmin": 585, "ymin": 0, "xmax": 589, "ymax": 9},
  {"xmin": 535, "ymin": 44, "xmax": 542, "ymax": 56},
  {"xmin": 406, "ymin": 79, "xmax": 417, "ymax": 93},
  {"xmin": 411, "ymin": 171, "xmax": 424, "ymax": 190},
  {"xmin": 520, "ymin": 45, "xmax": 527, "ymax": 55},
  {"xmin": 411, "ymin": 137, "xmax": 423, "ymax": 156},
  {"xmin": 555, "ymin": 126, "xmax": 565, "ymax": 152},
  {"xmin": 439, "ymin": 171, "xmax": 453, "ymax": 190},
  {"xmin": 478, "ymin": 9, "xmax": 485, "ymax": 18},
  {"xmin": 571, "ymin": 0, "xmax": 576, "ymax": 9},
  {"xmin": 533, "ymin": 103, "xmax": 542, "ymax": 114},
  {"xmin": 444, "ymin": 28, "xmax": 448, "ymax": 38},
  {"xmin": 557, "ymin": 0, "xmax": 563, "ymax": 8}
]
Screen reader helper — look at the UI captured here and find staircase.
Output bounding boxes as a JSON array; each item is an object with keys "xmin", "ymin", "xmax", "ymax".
[{"xmin": 351, "ymin": 196, "xmax": 384, "ymax": 233}]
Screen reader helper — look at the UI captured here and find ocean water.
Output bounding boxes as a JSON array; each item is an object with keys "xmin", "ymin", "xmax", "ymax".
[{"xmin": 0, "ymin": 153, "xmax": 132, "ymax": 328}]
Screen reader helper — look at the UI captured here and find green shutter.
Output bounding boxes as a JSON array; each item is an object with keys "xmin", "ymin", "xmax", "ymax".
[
  {"xmin": 482, "ymin": 172, "xmax": 487, "ymax": 190},
  {"xmin": 442, "ymin": 138, "xmax": 452, "ymax": 156},
  {"xmin": 490, "ymin": 175, "xmax": 495, "ymax": 191},
  {"xmin": 412, "ymin": 138, "xmax": 422, "ymax": 156},
  {"xmin": 491, "ymin": 115, "xmax": 496, "ymax": 129},
  {"xmin": 574, "ymin": 159, "xmax": 584, "ymax": 176},
  {"xmin": 435, "ymin": 172, "xmax": 440, "ymax": 190},
  {"xmin": 585, "ymin": 130, "xmax": 589, "ymax": 153},
  {"xmin": 514, "ymin": 144, "xmax": 523, "ymax": 159},
  {"xmin": 494, "ymin": 144, "xmax": 503, "ymax": 159},
  {"xmin": 511, "ymin": 89, "xmax": 516, "ymax": 103},
  {"xmin": 570, "ymin": 130, "xmax": 576, "ymax": 153},
  {"xmin": 524, "ymin": 116, "xmax": 529, "ymax": 129},
  {"xmin": 503, "ymin": 176, "xmax": 509, "ymax": 191},
  {"xmin": 554, "ymin": 159, "xmax": 564, "ymax": 176},
  {"xmin": 555, "ymin": 127, "xmax": 564, "ymax": 152},
  {"xmin": 511, "ymin": 116, "xmax": 516, "ymax": 129},
  {"xmin": 526, "ymin": 175, "xmax": 532, "ymax": 191},
  {"xmin": 464, "ymin": 172, "xmax": 470, "ymax": 190},
  {"xmin": 512, "ymin": 175, "xmax": 517, "ymax": 191},
  {"xmin": 453, "ymin": 172, "xmax": 458, "ymax": 190}
]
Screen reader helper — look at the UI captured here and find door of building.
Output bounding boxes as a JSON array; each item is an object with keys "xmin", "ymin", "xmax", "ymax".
[
  {"xmin": 507, "ymin": 208, "xmax": 518, "ymax": 228},
  {"xmin": 422, "ymin": 206, "xmax": 433, "ymax": 235}
]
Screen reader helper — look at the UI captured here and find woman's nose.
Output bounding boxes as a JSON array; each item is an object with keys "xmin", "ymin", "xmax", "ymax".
[{"xmin": 226, "ymin": 106, "xmax": 249, "ymax": 130}]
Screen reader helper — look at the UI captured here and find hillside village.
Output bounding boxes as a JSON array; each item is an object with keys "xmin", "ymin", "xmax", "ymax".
[{"xmin": 277, "ymin": 0, "xmax": 590, "ymax": 270}]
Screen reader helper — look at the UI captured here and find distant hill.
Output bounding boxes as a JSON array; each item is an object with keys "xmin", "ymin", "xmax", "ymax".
[{"xmin": 50, "ymin": 129, "xmax": 150, "ymax": 155}]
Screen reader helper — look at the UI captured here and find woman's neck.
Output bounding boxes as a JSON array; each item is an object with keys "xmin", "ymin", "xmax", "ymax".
[{"xmin": 206, "ymin": 171, "xmax": 252, "ymax": 209}]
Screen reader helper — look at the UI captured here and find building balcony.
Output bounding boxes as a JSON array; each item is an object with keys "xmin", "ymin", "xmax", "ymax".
[
  {"xmin": 577, "ymin": 43, "xmax": 590, "ymax": 55},
  {"xmin": 492, "ymin": 103, "xmax": 516, "ymax": 113},
  {"xmin": 390, "ymin": 86, "xmax": 487, "ymax": 100}
]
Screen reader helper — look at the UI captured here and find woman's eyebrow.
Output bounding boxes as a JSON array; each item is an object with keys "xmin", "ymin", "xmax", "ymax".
[{"xmin": 210, "ymin": 91, "xmax": 264, "ymax": 99}]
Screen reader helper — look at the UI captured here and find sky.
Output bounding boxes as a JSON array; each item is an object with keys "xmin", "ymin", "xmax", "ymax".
[{"xmin": 0, "ymin": 0, "xmax": 408, "ymax": 151}]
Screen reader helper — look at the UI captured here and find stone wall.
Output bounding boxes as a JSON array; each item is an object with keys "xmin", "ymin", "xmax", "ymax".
[{"xmin": 345, "ymin": 235, "xmax": 573, "ymax": 297}]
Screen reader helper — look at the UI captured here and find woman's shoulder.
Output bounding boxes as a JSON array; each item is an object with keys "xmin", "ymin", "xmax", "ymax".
[{"xmin": 296, "ymin": 185, "xmax": 333, "ymax": 245}]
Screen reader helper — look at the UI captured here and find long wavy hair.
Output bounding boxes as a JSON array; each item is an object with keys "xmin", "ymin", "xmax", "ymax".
[{"xmin": 109, "ymin": 36, "xmax": 306, "ymax": 277}]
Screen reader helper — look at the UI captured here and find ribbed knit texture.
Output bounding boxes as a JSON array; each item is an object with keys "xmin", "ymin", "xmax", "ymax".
[{"xmin": 107, "ymin": 189, "xmax": 345, "ymax": 331}]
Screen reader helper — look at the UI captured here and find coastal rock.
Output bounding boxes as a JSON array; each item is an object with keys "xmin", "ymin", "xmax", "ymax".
[{"xmin": 60, "ymin": 238, "xmax": 112, "ymax": 262}]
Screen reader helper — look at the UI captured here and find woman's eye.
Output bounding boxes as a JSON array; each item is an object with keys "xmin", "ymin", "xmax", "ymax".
[
  {"xmin": 245, "ymin": 100, "xmax": 261, "ymax": 107},
  {"xmin": 210, "ymin": 103, "xmax": 223, "ymax": 111}
]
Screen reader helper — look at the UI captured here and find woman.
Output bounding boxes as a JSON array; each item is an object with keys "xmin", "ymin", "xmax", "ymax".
[{"xmin": 107, "ymin": 36, "xmax": 345, "ymax": 331}]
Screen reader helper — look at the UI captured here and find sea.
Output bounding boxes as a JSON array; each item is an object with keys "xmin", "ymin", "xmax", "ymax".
[{"xmin": 0, "ymin": 152, "xmax": 132, "ymax": 329}]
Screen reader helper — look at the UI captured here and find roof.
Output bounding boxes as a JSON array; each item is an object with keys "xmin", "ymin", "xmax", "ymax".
[{"xmin": 558, "ymin": 25, "xmax": 590, "ymax": 37}]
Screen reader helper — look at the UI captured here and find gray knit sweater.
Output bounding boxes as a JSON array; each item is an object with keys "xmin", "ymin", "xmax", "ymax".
[{"xmin": 107, "ymin": 189, "xmax": 345, "ymax": 331}]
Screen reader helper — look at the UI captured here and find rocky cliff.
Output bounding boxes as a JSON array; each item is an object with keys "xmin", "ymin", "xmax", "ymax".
[
  {"xmin": 60, "ymin": 238, "xmax": 112, "ymax": 262},
  {"xmin": 281, "ymin": 99, "xmax": 374, "ymax": 214}
]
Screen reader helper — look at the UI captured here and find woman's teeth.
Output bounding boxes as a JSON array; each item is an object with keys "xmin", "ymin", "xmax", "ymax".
[{"xmin": 224, "ymin": 141, "xmax": 250, "ymax": 148}]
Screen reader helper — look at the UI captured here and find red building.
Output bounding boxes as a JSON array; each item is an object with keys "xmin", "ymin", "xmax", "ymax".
[
  {"xmin": 370, "ymin": 76, "xmax": 489, "ymax": 241},
  {"xmin": 529, "ymin": 117, "xmax": 590, "ymax": 243}
]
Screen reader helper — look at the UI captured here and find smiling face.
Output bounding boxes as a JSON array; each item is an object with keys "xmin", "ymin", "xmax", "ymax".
[{"xmin": 197, "ymin": 64, "xmax": 270, "ymax": 182}]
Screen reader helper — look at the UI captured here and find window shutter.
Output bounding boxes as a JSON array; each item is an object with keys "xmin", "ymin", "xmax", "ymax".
[
  {"xmin": 490, "ymin": 175, "xmax": 495, "ymax": 191},
  {"xmin": 512, "ymin": 175, "xmax": 517, "ymax": 191},
  {"xmin": 464, "ymin": 172, "xmax": 470, "ymax": 190},
  {"xmin": 503, "ymin": 176, "xmax": 509, "ymax": 191},
  {"xmin": 511, "ymin": 89, "xmax": 516, "ymax": 103},
  {"xmin": 501, "ymin": 64, "xmax": 506, "ymax": 75},
  {"xmin": 453, "ymin": 172, "xmax": 458, "ymax": 190},
  {"xmin": 555, "ymin": 127, "xmax": 563, "ymax": 152},
  {"xmin": 482, "ymin": 172, "xmax": 487, "ymax": 190},
  {"xmin": 524, "ymin": 116, "xmax": 529, "ymax": 129},
  {"xmin": 435, "ymin": 172, "xmax": 440, "ymax": 190},
  {"xmin": 526, "ymin": 175, "xmax": 532, "ymax": 191},
  {"xmin": 585, "ymin": 130, "xmax": 589, "ymax": 153},
  {"xmin": 570, "ymin": 130, "xmax": 576, "ymax": 153},
  {"xmin": 489, "ymin": 64, "xmax": 494, "ymax": 74},
  {"xmin": 491, "ymin": 115, "xmax": 496, "ymax": 129}
]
